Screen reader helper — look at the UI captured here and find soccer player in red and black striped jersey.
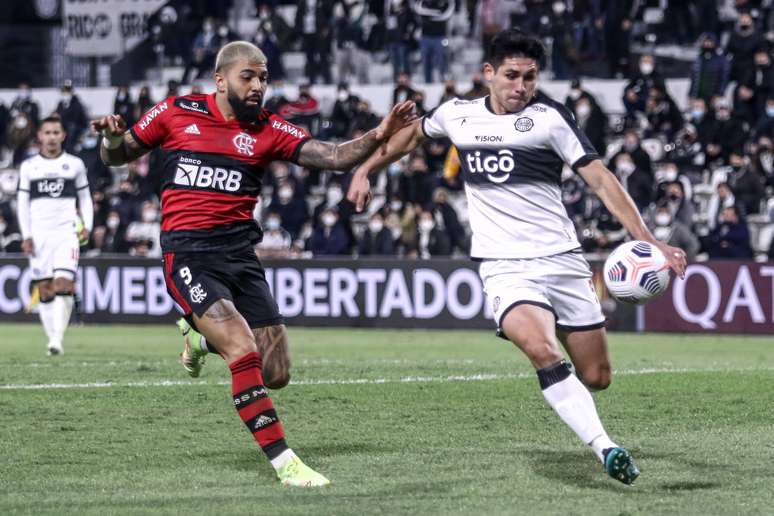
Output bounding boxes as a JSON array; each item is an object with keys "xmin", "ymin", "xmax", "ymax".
[{"xmin": 91, "ymin": 41, "xmax": 415, "ymax": 487}]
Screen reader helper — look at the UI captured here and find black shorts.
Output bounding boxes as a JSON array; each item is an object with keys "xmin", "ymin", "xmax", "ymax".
[{"xmin": 162, "ymin": 247, "xmax": 283, "ymax": 328}]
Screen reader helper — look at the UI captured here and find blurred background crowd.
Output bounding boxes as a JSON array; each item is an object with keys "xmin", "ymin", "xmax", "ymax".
[{"xmin": 0, "ymin": 0, "xmax": 774, "ymax": 261}]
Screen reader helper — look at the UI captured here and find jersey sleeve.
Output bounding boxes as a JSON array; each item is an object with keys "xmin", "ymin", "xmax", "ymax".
[
  {"xmin": 129, "ymin": 96, "xmax": 174, "ymax": 149},
  {"xmin": 266, "ymin": 114, "xmax": 312, "ymax": 162},
  {"xmin": 547, "ymin": 107, "xmax": 600, "ymax": 170},
  {"xmin": 421, "ymin": 100, "xmax": 452, "ymax": 139},
  {"xmin": 74, "ymin": 157, "xmax": 89, "ymax": 190},
  {"xmin": 16, "ymin": 161, "xmax": 31, "ymax": 239}
]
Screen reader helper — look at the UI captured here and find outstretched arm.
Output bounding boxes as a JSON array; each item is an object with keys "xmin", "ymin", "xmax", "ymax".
[
  {"xmin": 577, "ymin": 159, "xmax": 687, "ymax": 278},
  {"xmin": 90, "ymin": 114, "xmax": 149, "ymax": 166},
  {"xmin": 347, "ymin": 117, "xmax": 426, "ymax": 212},
  {"xmin": 296, "ymin": 101, "xmax": 415, "ymax": 171}
]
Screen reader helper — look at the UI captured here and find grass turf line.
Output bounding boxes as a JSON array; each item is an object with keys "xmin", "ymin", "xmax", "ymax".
[{"xmin": 0, "ymin": 324, "xmax": 773, "ymax": 515}]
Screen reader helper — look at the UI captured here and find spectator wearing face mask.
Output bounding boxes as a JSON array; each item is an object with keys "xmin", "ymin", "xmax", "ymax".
[
  {"xmin": 413, "ymin": 210, "xmax": 451, "ymax": 259},
  {"xmin": 256, "ymin": 213, "xmax": 293, "ymax": 258},
  {"xmin": 726, "ymin": 151, "xmax": 765, "ymax": 216},
  {"xmin": 650, "ymin": 203, "xmax": 700, "ymax": 261},
  {"xmin": 358, "ymin": 213, "xmax": 396, "ymax": 255},
  {"xmin": 725, "ymin": 12, "xmax": 762, "ymax": 84},
  {"xmin": 271, "ymin": 183, "xmax": 309, "ymax": 240},
  {"xmin": 686, "ymin": 97, "xmax": 714, "ymax": 148},
  {"xmin": 10, "ymin": 83, "xmax": 39, "ymax": 130},
  {"xmin": 706, "ymin": 182, "xmax": 736, "ymax": 231},
  {"xmin": 572, "ymin": 96, "xmax": 607, "ymax": 156},
  {"xmin": 751, "ymin": 136, "xmax": 774, "ymax": 188},
  {"xmin": 754, "ymin": 96, "xmax": 774, "ymax": 139},
  {"xmin": 610, "ymin": 130, "xmax": 652, "ymax": 176},
  {"xmin": 125, "ymin": 201, "xmax": 162, "ymax": 257},
  {"xmin": 182, "ymin": 18, "xmax": 221, "ymax": 84},
  {"xmin": 705, "ymin": 100, "xmax": 748, "ymax": 164},
  {"xmin": 97, "ymin": 211, "xmax": 129, "ymax": 254},
  {"xmin": 330, "ymin": 83, "xmax": 360, "ymax": 139},
  {"xmin": 707, "ymin": 205, "xmax": 753, "ymax": 259},
  {"xmin": 661, "ymin": 180, "xmax": 695, "ymax": 230},
  {"xmin": 55, "ymin": 81, "xmax": 88, "ymax": 153},
  {"xmin": 622, "ymin": 54, "xmax": 665, "ymax": 129},
  {"xmin": 113, "ymin": 86, "xmax": 136, "ymax": 128},
  {"xmin": 399, "ymin": 155, "xmax": 437, "ymax": 209},
  {"xmin": 689, "ymin": 32, "xmax": 729, "ymax": 105},
  {"xmin": 644, "ymin": 84, "xmax": 683, "ymax": 140},
  {"xmin": 611, "ymin": 153, "xmax": 652, "ymax": 212},
  {"xmin": 431, "ymin": 187, "xmax": 468, "ymax": 253},
  {"xmin": 666, "ymin": 124, "xmax": 705, "ymax": 176},
  {"xmin": 309, "ymin": 207, "xmax": 350, "ymax": 255}
]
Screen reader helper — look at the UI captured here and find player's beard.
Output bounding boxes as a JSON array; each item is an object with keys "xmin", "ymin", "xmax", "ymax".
[{"xmin": 227, "ymin": 86, "xmax": 262, "ymax": 122}]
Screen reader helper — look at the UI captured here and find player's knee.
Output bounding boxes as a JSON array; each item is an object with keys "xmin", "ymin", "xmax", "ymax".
[
  {"xmin": 582, "ymin": 364, "xmax": 611, "ymax": 391},
  {"xmin": 520, "ymin": 338, "xmax": 563, "ymax": 367}
]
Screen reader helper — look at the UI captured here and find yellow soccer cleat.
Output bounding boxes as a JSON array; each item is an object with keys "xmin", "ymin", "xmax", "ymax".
[{"xmin": 277, "ymin": 457, "xmax": 330, "ymax": 487}]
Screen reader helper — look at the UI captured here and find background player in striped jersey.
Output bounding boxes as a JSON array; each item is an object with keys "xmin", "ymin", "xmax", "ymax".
[
  {"xmin": 347, "ymin": 29, "xmax": 688, "ymax": 485},
  {"xmin": 17, "ymin": 115, "xmax": 93, "ymax": 356},
  {"xmin": 91, "ymin": 41, "xmax": 415, "ymax": 487}
]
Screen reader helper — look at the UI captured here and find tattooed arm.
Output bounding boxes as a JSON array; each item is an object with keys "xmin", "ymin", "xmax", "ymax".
[{"xmin": 295, "ymin": 100, "xmax": 415, "ymax": 171}]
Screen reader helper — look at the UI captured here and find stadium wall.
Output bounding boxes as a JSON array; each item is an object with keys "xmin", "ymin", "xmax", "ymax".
[{"xmin": 3, "ymin": 257, "xmax": 771, "ymax": 334}]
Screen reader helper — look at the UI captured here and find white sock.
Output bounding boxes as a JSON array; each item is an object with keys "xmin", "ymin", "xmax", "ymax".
[
  {"xmin": 270, "ymin": 448, "xmax": 298, "ymax": 471},
  {"xmin": 51, "ymin": 294, "xmax": 74, "ymax": 349},
  {"xmin": 541, "ymin": 373, "xmax": 618, "ymax": 462},
  {"xmin": 199, "ymin": 336, "xmax": 209, "ymax": 353},
  {"xmin": 38, "ymin": 299, "xmax": 55, "ymax": 341}
]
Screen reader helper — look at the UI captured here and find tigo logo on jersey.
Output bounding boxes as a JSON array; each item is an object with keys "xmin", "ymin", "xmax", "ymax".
[
  {"xmin": 138, "ymin": 102, "xmax": 168, "ymax": 130},
  {"xmin": 464, "ymin": 149, "xmax": 515, "ymax": 183},
  {"xmin": 232, "ymin": 132, "xmax": 256, "ymax": 156},
  {"xmin": 174, "ymin": 161, "xmax": 243, "ymax": 192},
  {"xmin": 36, "ymin": 178, "xmax": 65, "ymax": 197}
]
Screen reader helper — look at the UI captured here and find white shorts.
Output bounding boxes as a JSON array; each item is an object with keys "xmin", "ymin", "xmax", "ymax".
[
  {"xmin": 29, "ymin": 231, "xmax": 79, "ymax": 282},
  {"xmin": 479, "ymin": 251, "xmax": 605, "ymax": 332}
]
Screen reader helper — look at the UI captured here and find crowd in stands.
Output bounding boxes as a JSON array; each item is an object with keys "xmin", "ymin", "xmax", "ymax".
[{"xmin": 1, "ymin": 0, "xmax": 774, "ymax": 262}]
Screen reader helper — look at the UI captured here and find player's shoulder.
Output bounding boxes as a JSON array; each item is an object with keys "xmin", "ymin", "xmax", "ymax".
[
  {"xmin": 264, "ymin": 110, "xmax": 310, "ymax": 138},
  {"xmin": 61, "ymin": 151, "xmax": 86, "ymax": 169},
  {"xmin": 429, "ymin": 96, "xmax": 485, "ymax": 117},
  {"xmin": 528, "ymin": 91, "xmax": 576, "ymax": 125},
  {"xmin": 170, "ymin": 93, "xmax": 215, "ymax": 117}
]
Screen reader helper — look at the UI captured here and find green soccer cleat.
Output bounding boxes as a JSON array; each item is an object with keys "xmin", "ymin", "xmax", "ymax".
[
  {"xmin": 603, "ymin": 447, "xmax": 640, "ymax": 485},
  {"xmin": 276, "ymin": 457, "xmax": 330, "ymax": 487},
  {"xmin": 177, "ymin": 318, "xmax": 207, "ymax": 378}
]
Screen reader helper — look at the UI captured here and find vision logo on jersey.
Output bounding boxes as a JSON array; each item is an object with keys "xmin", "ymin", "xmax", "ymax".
[
  {"xmin": 232, "ymin": 132, "xmax": 256, "ymax": 156},
  {"xmin": 138, "ymin": 102, "xmax": 168, "ymax": 130},
  {"xmin": 36, "ymin": 178, "xmax": 66, "ymax": 197},
  {"xmin": 174, "ymin": 161, "xmax": 243, "ymax": 192},
  {"xmin": 463, "ymin": 149, "xmax": 515, "ymax": 184}
]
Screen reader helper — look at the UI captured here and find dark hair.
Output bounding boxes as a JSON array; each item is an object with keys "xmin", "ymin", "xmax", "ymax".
[
  {"xmin": 39, "ymin": 115, "xmax": 64, "ymax": 130},
  {"xmin": 486, "ymin": 29, "xmax": 546, "ymax": 69}
]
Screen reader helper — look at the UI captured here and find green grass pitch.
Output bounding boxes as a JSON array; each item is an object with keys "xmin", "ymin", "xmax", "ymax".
[{"xmin": 1, "ymin": 324, "xmax": 773, "ymax": 515}]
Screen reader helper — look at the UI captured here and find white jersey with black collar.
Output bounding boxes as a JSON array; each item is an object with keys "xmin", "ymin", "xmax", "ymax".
[
  {"xmin": 17, "ymin": 152, "xmax": 92, "ymax": 238},
  {"xmin": 422, "ymin": 93, "xmax": 599, "ymax": 259}
]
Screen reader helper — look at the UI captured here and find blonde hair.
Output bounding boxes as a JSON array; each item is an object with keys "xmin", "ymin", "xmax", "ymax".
[{"xmin": 215, "ymin": 41, "xmax": 267, "ymax": 72}]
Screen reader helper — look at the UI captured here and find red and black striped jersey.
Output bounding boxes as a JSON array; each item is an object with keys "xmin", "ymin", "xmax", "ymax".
[{"xmin": 129, "ymin": 93, "xmax": 310, "ymax": 252}]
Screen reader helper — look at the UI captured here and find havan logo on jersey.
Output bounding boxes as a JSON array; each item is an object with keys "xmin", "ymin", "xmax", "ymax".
[
  {"xmin": 138, "ymin": 101, "xmax": 168, "ymax": 130},
  {"xmin": 461, "ymin": 149, "xmax": 516, "ymax": 184},
  {"xmin": 174, "ymin": 157, "xmax": 243, "ymax": 192},
  {"xmin": 271, "ymin": 120, "xmax": 306, "ymax": 139}
]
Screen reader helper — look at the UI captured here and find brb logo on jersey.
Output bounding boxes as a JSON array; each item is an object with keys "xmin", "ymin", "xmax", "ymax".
[
  {"xmin": 37, "ymin": 178, "xmax": 66, "ymax": 197},
  {"xmin": 464, "ymin": 149, "xmax": 515, "ymax": 184},
  {"xmin": 232, "ymin": 132, "xmax": 256, "ymax": 156},
  {"xmin": 174, "ymin": 157, "xmax": 243, "ymax": 192}
]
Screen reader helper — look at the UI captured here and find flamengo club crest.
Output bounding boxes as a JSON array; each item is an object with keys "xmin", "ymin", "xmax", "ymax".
[{"xmin": 233, "ymin": 132, "xmax": 256, "ymax": 156}]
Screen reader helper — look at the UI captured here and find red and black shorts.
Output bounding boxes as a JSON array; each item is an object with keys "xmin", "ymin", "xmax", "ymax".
[{"xmin": 162, "ymin": 247, "xmax": 283, "ymax": 328}]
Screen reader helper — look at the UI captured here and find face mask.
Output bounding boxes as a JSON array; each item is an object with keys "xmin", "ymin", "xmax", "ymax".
[
  {"xmin": 117, "ymin": 92, "xmax": 126, "ymax": 101},
  {"xmin": 767, "ymin": 106, "xmax": 774, "ymax": 118},
  {"xmin": 322, "ymin": 214, "xmax": 336, "ymax": 227},
  {"xmin": 19, "ymin": 89, "xmax": 30, "ymax": 100},
  {"xmin": 617, "ymin": 161, "xmax": 635, "ymax": 175},
  {"xmin": 640, "ymin": 62, "xmax": 654, "ymax": 75},
  {"xmin": 327, "ymin": 188, "xmax": 343, "ymax": 205},
  {"xmin": 391, "ymin": 227, "xmax": 402, "ymax": 239},
  {"xmin": 419, "ymin": 219, "xmax": 434, "ymax": 232},
  {"xmin": 703, "ymin": 50, "xmax": 714, "ymax": 59},
  {"xmin": 61, "ymin": 93, "xmax": 72, "ymax": 103},
  {"xmin": 278, "ymin": 187, "xmax": 293, "ymax": 202},
  {"xmin": 13, "ymin": 116, "xmax": 28, "ymax": 129},
  {"xmin": 655, "ymin": 213, "xmax": 672, "ymax": 226},
  {"xmin": 552, "ymin": 2, "xmax": 566, "ymax": 14},
  {"xmin": 653, "ymin": 226, "xmax": 671, "ymax": 241},
  {"xmin": 369, "ymin": 221, "xmax": 384, "ymax": 233},
  {"xmin": 338, "ymin": 91, "xmax": 348, "ymax": 101},
  {"xmin": 141, "ymin": 209, "xmax": 157, "ymax": 223},
  {"xmin": 624, "ymin": 141, "xmax": 638, "ymax": 152},
  {"xmin": 568, "ymin": 89, "xmax": 581, "ymax": 100},
  {"xmin": 575, "ymin": 103, "xmax": 591, "ymax": 118},
  {"xmin": 691, "ymin": 109, "xmax": 705, "ymax": 120},
  {"xmin": 218, "ymin": 26, "xmax": 228, "ymax": 37},
  {"xmin": 391, "ymin": 201, "xmax": 402, "ymax": 212},
  {"xmin": 266, "ymin": 218, "xmax": 280, "ymax": 230},
  {"xmin": 204, "ymin": 23, "xmax": 214, "ymax": 32},
  {"xmin": 107, "ymin": 217, "xmax": 120, "ymax": 229}
]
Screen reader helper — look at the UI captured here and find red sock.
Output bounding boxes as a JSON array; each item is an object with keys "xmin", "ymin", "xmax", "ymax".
[{"xmin": 229, "ymin": 352, "xmax": 288, "ymax": 460}]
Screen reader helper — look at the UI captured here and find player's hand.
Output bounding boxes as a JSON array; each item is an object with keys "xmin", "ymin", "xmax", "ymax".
[
  {"xmin": 90, "ymin": 114, "xmax": 127, "ymax": 138},
  {"xmin": 654, "ymin": 241, "xmax": 687, "ymax": 279},
  {"xmin": 374, "ymin": 101, "xmax": 416, "ymax": 141},
  {"xmin": 21, "ymin": 238, "xmax": 34, "ymax": 256},
  {"xmin": 347, "ymin": 169, "xmax": 372, "ymax": 213},
  {"xmin": 78, "ymin": 228, "xmax": 90, "ymax": 246}
]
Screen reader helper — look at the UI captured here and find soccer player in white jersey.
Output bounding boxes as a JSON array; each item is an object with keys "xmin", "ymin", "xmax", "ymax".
[
  {"xmin": 17, "ymin": 116, "xmax": 93, "ymax": 355},
  {"xmin": 347, "ymin": 29, "xmax": 688, "ymax": 485}
]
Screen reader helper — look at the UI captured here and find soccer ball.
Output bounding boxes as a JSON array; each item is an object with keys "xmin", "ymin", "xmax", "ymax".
[{"xmin": 603, "ymin": 240, "xmax": 670, "ymax": 304}]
